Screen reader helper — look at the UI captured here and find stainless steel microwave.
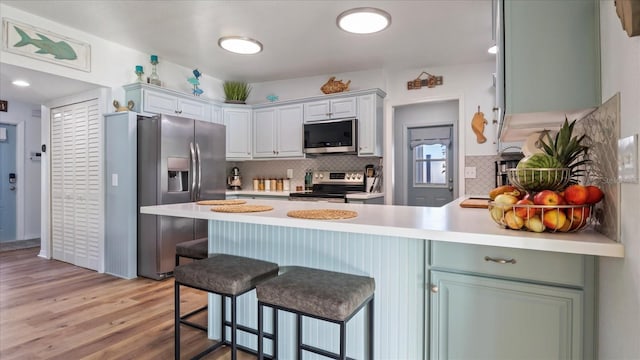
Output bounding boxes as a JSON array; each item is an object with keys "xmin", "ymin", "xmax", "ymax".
[{"xmin": 303, "ymin": 118, "xmax": 357, "ymax": 154}]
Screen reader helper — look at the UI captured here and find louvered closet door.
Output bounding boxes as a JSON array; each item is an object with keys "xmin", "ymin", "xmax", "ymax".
[{"xmin": 50, "ymin": 99, "xmax": 102, "ymax": 270}]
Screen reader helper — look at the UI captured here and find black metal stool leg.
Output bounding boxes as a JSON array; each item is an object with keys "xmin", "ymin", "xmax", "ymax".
[
  {"xmin": 368, "ymin": 297, "xmax": 374, "ymax": 360},
  {"xmin": 174, "ymin": 282, "xmax": 180, "ymax": 360},
  {"xmin": 231, "ymin": 296, "xmax": 237, "ymax": 360},
  {"xmin": 339, "ymin": 321, "xmax": 346, "ymax": 360},
  {"xmin": 296, "ymin": 313, "xmax": 302, "ymax": 360},
  {"xmin": 258, "ymin": 302, "xmax": 264, "ymax": 360},
  {"xmin": 273, "ymin": 307, "xmax": 278, "ymax": 359}
]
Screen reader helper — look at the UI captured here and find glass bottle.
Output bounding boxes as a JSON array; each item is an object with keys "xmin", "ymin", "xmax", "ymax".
[{"xmin": 149, "ymin": 55, "xmax": 161, "ymax": 86}]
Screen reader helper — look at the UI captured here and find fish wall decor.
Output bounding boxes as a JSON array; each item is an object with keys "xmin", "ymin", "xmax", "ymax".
[{"xmin": 3, "ymin": 18, "xmax": 91, "ymax": 72}]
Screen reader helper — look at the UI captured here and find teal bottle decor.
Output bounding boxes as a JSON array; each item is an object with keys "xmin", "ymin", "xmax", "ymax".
[
  {"xmin": 187, "ymin": 69, "xmax": 203, "ymax": 96},
  {"xmin": 135, "ymin": 65, "xmax": 144, "ymax": 83},
  {"xmin": 149, "ymin": 55, "xmax": 161, "ymax": 86}
]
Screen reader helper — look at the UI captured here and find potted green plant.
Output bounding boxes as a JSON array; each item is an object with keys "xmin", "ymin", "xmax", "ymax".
[{"xmin": 223, "ymin": 81, "xmax": 251, "ymax": 104}]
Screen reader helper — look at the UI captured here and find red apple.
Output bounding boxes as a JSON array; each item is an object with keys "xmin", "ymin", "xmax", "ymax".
[
  {"xmin": 513, "ymin": 199, "xmax": 539, "ymax": 219},
  {"xmin": 564, "ymin": 184, "xmax": 588, "ymax": 205},
  {"xmin": 585, "ymin": 185, "xmax": 604, "ymax": 204},
  {"xmin": 542, "ymin": 209, "xmax": 567, "ymax": 230},
  {"xmin": 533, "ymin": 190, "xmax": 565, "ymax": 206},
  {"xmin": 567, "ymin": 206, "xmax": 591, "ymax": 230}
]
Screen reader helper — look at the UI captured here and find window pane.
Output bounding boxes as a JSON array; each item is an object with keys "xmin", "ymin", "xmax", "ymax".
[{"xmin": 413, "ymin": 144, "xmax": 447, "ymax": 185}]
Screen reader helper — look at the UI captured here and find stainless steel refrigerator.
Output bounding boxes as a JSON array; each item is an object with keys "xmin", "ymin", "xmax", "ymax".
[{"xmin": 137, "ymin": 114, "xmax": 226, "ymax": 279}]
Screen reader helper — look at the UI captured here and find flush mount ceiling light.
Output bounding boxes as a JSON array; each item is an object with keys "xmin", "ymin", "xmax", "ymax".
[
  {"xmin": 218, "ymin": 36, "xmax": 263, "ymax": 55},
  {"xmin": 488, "ymin": 45, "xmax": 498, "ymax": 54},
  {"xmin": 12, "ymin": 80, "xmax": 30, "ymax": 87},
  {"xmin": 337, "ymin": 7, "xmax": 391, "ymax": 34}
]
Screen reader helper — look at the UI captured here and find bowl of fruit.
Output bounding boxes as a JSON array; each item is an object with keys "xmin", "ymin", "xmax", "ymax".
[
  {"xmin": 487, "ymin": 118, "xmax": 604, "ymax": 233},
  {"xmin": 488, "ymin": 185, "xmax": 603, "ymax": 233}
]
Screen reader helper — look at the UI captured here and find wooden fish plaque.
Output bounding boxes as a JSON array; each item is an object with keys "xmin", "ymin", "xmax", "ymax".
[{"xmin": 407, "ymin": 71, "xmax": 443, "ymax": 90}]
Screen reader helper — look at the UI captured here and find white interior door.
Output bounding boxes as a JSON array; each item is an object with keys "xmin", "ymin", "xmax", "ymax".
[{"xmin": 50, "ymin": 99, "xmax": 102, "ymax": 270}]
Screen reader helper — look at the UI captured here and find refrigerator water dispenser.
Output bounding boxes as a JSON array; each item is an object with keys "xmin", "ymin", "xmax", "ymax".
[{"xmin": 167, "ymin": 157, "xmax": 189, "ymax": 192}]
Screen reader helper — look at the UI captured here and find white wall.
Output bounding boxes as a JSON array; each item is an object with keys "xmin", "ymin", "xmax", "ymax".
[
  {"xmin": 0, "ymin": 100, "xmax": 41, "ymax": 240},
  {"xmin": 598, "ymin": 1, "xmax": 640, "ymax": 358}
]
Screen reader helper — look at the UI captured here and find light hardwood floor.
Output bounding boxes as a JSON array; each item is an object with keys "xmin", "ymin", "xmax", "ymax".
[{"xmin": 0, "ymin": 248, "xmax": 255, "ymax": 360}]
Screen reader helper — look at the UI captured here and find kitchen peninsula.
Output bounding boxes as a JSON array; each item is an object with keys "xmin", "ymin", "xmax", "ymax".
[{"xmin": 141, "ymin": 199, "xmax": 623, "ymax": 359}]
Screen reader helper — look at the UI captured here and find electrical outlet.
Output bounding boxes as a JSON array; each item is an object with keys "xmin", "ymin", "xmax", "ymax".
[
  {"xmin": 464, "ymin": 167, "xmax": 476, "ymax": 179},
  {"xmin": 287, "ymin": 169, "xmax": 293, "ymax": 179},
  {"xmin": 618, "ymin": 134, "xmax": 638, "ymax": 183},
  {"xmin": 111, "ymin": 173, "xmax": 118, "ymax": 187}
]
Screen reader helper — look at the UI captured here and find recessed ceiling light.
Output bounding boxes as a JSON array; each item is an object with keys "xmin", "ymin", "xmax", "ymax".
[
  {"xmin": 12, "ymin": 80, "xmax": 30, "ymax": 87},
  {"xmin": 218, "ymin": 36, "xmax": 263, "ymax": 55},
  {"xmin": 337, "ymin": 7, "xmax": 391, "ymax": 34},
  {"xmin": 488, "ymin": 45, "xmax": 497, "ymax": 54}
]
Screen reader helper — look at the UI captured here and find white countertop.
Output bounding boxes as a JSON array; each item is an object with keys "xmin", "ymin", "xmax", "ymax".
[
  {"xmin": 226, "ymin": 190, "xmax": 384, "ymax": 200},
  {"xmin": 140, "ymin": 197, "xmax": 624, "ymax": 258}
]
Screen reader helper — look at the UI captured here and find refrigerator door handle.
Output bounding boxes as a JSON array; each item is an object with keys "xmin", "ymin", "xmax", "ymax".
[
  {"xmin": 196, "ymin": 142, "xmax": 202, "ymax": 200},
  {"xmin": 190, "ymin": 142, "xmax": 196, "ymax": 201}
]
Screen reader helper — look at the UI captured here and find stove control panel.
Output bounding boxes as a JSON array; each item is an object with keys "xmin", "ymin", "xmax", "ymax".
[{"xmin": 312, "ymin": 171, "xmax": 365, "ymax": 185}]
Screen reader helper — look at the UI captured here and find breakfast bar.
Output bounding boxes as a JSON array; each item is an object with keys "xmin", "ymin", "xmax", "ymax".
[{"xmin": 140, "ymin": 199, "xmax": 623, "ymax": 359}]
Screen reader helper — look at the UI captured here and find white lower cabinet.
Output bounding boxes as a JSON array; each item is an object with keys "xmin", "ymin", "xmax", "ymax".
[
  {"xmin": 224, "ymin": 108, "xmax": 252, "ymax": 160},
  {"xmin": 429, "ymin": 242, "xmax": 595, "ymax": 360},
  {"xmin": 253, "ymin": 104, "xmax": 303, "ymax": 158}
]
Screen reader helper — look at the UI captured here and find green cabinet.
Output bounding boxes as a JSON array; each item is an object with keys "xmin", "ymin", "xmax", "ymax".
[
  {"xmin": 430, "ymin": 271, "xmax": 583, "ymax": 359},
  {"xmin": 503, "ymin": 0, "xmax": 600, "ymax": 115},
  {"xmin": 429, "ymin": 242, "xmax": 595, "ymax": 360}
]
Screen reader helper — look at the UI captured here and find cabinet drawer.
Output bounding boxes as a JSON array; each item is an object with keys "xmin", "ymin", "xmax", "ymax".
[{"xmin": 430, "ymin": 242, "xmax": 585, "ymax": 287}]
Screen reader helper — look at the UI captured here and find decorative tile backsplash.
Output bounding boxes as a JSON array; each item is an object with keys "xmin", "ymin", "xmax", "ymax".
[
  {"xmin": 227, "ymin": 155, "xmax": 381, "ymax": 190},
  {"xmin": 574, "ymin": 93, "xmax": 620, "ymax": 241},
  {"xmin": 464, "ymin": 155, "xmax": 499, "ymax": 195}
]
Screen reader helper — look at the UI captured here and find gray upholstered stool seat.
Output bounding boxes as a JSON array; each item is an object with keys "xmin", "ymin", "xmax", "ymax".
[
  {"xmin": 256, "ymin": 266, "xmax": 375, "ymax": 360},
  {"xmin": 174, "ymin": 254, "xmax": 279, "ymax": 360},
  {"xmin": 175, "ymin": 238, "xmax": 208, "ymax": 266}
]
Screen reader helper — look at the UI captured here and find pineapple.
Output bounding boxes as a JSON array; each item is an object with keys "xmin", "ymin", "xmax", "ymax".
[{"xmin": 539, "ymin": 117, "xmax": 591, "ymax": 186}]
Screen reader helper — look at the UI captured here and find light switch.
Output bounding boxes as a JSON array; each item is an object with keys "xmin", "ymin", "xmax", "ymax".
[
  {"xmin": 112, "ymin": 173, "xmax": 118, "ymax": 187},
  {"xmin": 464, "ymin": 167, "xmax": 477, "ymax": 179}
]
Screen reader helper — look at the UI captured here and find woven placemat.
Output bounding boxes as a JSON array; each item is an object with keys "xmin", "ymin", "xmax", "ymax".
[
  {"xmin": 287, "ymin": 209, "xmax": 358, "ymax": 220},
  {"xmin": 211, "ymin": 205, "xmax": 274, "ymax": 213},
  {"xmin": 197, "ymin": 199, "xmax": 247, "ymax": 205}
]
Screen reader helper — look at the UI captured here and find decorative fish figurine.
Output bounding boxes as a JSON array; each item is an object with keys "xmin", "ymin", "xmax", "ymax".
[
  {"xmin": 13, "ymin": 26, "xmax": 77, "ymax": 60},
  {"xmin": 189, "ymin": 68, "xmax": 203, "ymax": 96},
  {"xmin": 187, "ymin": 77, "xmax": 200, "ymax": 85},
  {"xmin": 192, "ymin": 87, "xmax": 203, "ymax": 96},
  {"xmin": 471, "ymin": 106, "xmax": 488, "ymax": 144},
  {"xmin": 192, "ymin": 69, "xmax": 202, "ymax": 79},
  {"xmin": 266, "ymin": 95, "xmax": 279, "ymax": 102}
]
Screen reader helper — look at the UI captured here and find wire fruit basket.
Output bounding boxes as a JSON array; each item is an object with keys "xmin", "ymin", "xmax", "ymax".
[
  {"xmin": 488, "ymin": 201, "xmax": 593, "ymax": 233},
  {"xmin": 507, "ymin": 168, "xmax": 571, "ymax": 192}
]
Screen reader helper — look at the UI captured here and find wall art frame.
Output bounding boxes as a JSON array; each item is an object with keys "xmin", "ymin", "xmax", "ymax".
[{"xmin": 2, "ymin": 18, "xmax": 91, "ymax": 72}]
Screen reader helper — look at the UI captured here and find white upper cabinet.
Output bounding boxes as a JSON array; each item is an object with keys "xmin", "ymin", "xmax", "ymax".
[
  {"xmin": 124, "ymin": 83, "xmax": 211, "ymax": 122},
  {"xmin": 224, "ymin": 108, "xmax": 252, "ymax": 160},
  {"xmin": 211, "ymin": 104, "xmax": 223, "ymax": 125},
  {"xmin": 303, "ymin": 96, "xmax": 357, "ymax": 122},
  {"xmin": 253, "ymin": 104, "xmax": 304, "ymax": 158},
  {"xmin": 357, "ymin": 93, "xmax": 383, "ymax": 157}
]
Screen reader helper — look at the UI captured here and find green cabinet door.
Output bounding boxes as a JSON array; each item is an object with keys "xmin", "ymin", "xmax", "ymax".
[{"xmin": 430, "ymin": 271, "xmax": 583, "ymax": 360}]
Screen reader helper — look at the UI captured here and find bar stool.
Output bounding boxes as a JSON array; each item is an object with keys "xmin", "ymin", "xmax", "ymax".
[
  {"xmin": 175, "ymin": 238, "xmax": 209, "ymax": 266},
  {"xmin": 174, "ymin": 254, "xmax": 279, "ymax": 360},
  {"xmin": 256, "ymin": 267, "xmax": 375, "ymax": 360}
]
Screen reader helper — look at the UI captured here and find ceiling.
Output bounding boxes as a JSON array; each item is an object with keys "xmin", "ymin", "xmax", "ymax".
[{"xmin": 0, "ymin": 0, "xmax": 494, "ymax": 106}]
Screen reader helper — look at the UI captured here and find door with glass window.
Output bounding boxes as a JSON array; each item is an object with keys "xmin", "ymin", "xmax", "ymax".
[{"xmin": 407, "ymin": 125, "xmax": 454, "ymax": 207}]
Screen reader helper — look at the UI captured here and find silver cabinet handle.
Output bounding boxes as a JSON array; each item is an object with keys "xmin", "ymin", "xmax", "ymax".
[
  {"xmin": 484, "ymin": 256, "xmax": 516, "ymax": 264},
  {"xmin": 431, "ymin": 285, "xmax": 439, "ymax": 293},
  {"xmin": 175, "ymin": 110, "xmax": 183, "ymax": 114}
]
